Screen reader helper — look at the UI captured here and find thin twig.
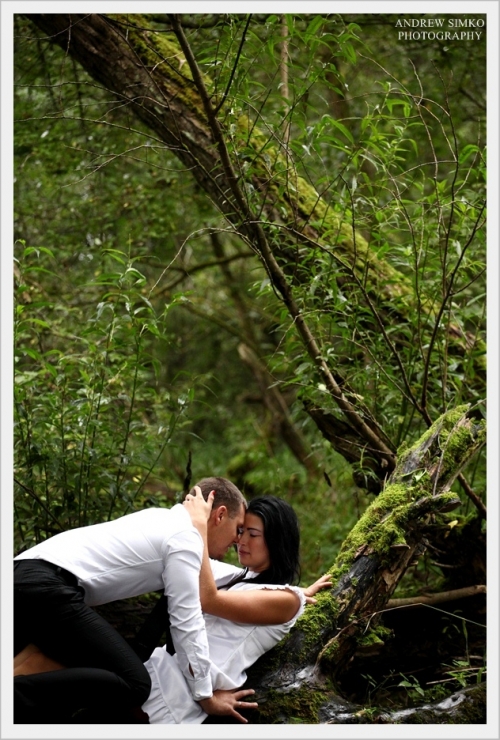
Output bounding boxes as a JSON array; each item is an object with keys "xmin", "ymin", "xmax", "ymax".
[
  {"xmin": 14, "ymin": 478, "xmax": 63, "ymax": 531},
  {"xmin": 420, "ymin": 201, "xmax": 486, "ymax": 415},
  {"xmin": 169, "ymin": 14, "xmax": 396, "ymax": 467},
  {"xmin": 457, "ymin": 472, "xmax": 487, "ymax": 518},
  {"xmin": 280, "ymin": 15, "xmax": 290, "ymax": 146},
  {"xmin": 214, "ymin": 15, "xmax": 252, "ymax": 115}
]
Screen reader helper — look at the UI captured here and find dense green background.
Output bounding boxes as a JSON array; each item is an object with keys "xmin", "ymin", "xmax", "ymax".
[{"xmin": 14, "ymin": 13, "xmax": 486, "ymax": 593}]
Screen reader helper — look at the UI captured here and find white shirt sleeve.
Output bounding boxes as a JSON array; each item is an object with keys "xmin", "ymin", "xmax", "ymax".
[{"xmin": 161, "ymin": 529, "xmax": 213, "ymax": 701}]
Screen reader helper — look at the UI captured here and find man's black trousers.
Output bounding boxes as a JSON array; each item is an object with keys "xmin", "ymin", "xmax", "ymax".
[{"xmin": 14, "ymin": 559, "xmax": 151, "ymax": 723}]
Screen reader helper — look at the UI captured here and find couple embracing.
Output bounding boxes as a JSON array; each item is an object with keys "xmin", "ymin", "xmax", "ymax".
[{"xmin": 14, "ymin": 477, "xmax": 330, "ymax": 724}]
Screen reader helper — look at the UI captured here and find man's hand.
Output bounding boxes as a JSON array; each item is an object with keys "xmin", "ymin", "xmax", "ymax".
[
  {"xmin": 183, "ymin": 485, "xmax": 214, "ymax": 532},
  {"xmin": 199, "ymin": 689, "xmax": 258, "ymax": 723}
]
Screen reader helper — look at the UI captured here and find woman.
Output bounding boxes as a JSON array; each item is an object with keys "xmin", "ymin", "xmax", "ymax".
[
  {"xmin": 14, "ymin": 492, "xmax": 331, "ymax": 724},
  {"xmin": 142, "ymin": 490, "xmax": 331, "ymax": 724}
]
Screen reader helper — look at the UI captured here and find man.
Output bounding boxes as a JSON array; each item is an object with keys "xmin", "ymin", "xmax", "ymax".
[{"xmin": 13, "ymin": 476, "xmax": 246, "ymax": 723}]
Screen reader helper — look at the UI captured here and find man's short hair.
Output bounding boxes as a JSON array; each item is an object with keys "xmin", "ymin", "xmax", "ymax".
[{"xmin": 190, "ymin": 477, "xmax": 246, "ymax": 518}]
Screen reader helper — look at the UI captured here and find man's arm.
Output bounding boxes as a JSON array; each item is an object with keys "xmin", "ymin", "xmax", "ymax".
[
  {"xmin": 162, "ymin": 530, "xmax": 213, "ymax": 701},
  {"xmin": 163, "ymin": 531, "xmax": 260, "ymax": 721}
]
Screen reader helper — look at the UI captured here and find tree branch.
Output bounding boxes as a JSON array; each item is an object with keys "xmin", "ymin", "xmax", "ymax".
[
  {"xmin": 458, "ymin": 472, "xmax": 487, "ymax": 518},
  {"xmin": 169, "ymin": 13, "xmax": 396, "ymax": 468},
  {"xmin": 387, "ymin": 584, "xmax": 486, "ymax": 608}
]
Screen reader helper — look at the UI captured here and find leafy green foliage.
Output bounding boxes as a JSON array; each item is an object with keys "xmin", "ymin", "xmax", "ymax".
[
  {"xmin": 13, "ymin": 13, "xmax": 486, "ymax": 573},
  {"xmin": 14, "ymin": 244, "xmax": 191, "ymax": 550}
]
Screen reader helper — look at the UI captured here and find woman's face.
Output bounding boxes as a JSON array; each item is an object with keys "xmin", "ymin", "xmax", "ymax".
[{"xmin": 236, "ymin": 512, "xmax": 271, "ymax": 573}]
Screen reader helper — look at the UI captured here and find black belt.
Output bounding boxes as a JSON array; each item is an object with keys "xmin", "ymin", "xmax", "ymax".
[{"xmin": 15, "ymin": 558, "xmax": 79, "ymax": 586}]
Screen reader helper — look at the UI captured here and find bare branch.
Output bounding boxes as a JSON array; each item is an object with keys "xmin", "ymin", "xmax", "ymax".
[{"xmin": 387, "ymin": 584, "xmax": 486, "ymax": 608}]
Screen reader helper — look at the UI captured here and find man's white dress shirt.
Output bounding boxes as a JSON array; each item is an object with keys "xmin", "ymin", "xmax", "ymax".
[{"xmin": 15, "ymin": 505, "xmax": 212, "ymax": 700}]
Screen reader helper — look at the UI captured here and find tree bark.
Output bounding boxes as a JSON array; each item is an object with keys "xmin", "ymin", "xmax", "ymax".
[{"xmin": 386, "ymin": 584, "xmax": 486, "ymax": 608}]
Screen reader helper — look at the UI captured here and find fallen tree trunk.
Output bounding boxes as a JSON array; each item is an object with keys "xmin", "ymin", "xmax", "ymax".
[{"xmin": 241, "ymin": 405, "xmax": 485, "ymax": 722}]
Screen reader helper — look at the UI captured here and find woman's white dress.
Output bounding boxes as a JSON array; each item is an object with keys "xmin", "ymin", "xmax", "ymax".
[{"xmin": 142, "ymin": 561, "xmax": 305, "ymax": 724}]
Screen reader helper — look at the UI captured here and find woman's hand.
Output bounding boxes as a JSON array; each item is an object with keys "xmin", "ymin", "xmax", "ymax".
[
  {"xmin": 199, "ymin": 688, "xmax": 258, "ymax": 723},
  {"xmin": 302, "ymin": 573, "xmax": 333, "ymax": 604},
  {"xmin": 183, "ymin": 485, "xmax": 214, "ymax": 533}
]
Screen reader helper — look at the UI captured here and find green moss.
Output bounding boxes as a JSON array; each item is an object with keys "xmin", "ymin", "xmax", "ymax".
[
  {"xmin": 290, "ymin": 594, "xmax": 341, "ymax": 661},
  {"xmin": 357, "ymin": 625, "xmax": 392, "ymax": 647},
  {"xmin": 329, "ymin": 482, "xmax": 409, "ymax": 577},
  {"xmin": 396, "ymin": 406, "xmax": 486, "ymax": 492},
  {"xmin": 320, "ymin": 640, "xmax": 340, "ymax": 661},
  {"xmin": 257, "ymin": 685, "xmax": 326, "ymax": 724},
  {"xmin": 323, "ymin": 406, "xmax": 484, "ymax": 589},
  {"xmin": 110, "ymin": 15, "xmax": 208, "ymax": 119},
  {"xmin": 438, "ymin": 420, "xmax": 486, "ymax": 480}
]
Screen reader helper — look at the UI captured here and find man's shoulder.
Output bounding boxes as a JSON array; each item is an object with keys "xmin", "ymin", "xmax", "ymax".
[
  {"xmin": 117, "ymin": 505, "xmax": 184, "ymax": 534},
  {"xmin": 134, "ymin": 506, "xmax": 173, "ymax": 515},
  {"xmin": 123, "ymin": 505, "xmax": 176, "ymax": 521},
  {"xmin": 141, "ymin": 504, "xmax": 200, "ymax": 541},
  {"xmin": 118, "ymin": 504, "xmax": 202, "ymax": 545}
]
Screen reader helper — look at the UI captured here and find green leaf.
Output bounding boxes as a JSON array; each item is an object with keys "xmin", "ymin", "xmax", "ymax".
[{"xmin": 305, "ymin": 16, "xmax": 325, "ymax": 41}]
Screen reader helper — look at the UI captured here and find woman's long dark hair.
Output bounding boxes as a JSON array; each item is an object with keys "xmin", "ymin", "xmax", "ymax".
[{"xmin": 221, "ymin": 496, "xmax": 301, "ymax": 588}]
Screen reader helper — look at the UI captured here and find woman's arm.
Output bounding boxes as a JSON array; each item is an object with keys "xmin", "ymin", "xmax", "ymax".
[
  {"xmin": 203, "ymin": 586, "xmax": 301, "ymax": 625},
  {"xmin": 201, "ymin": 572, "xmax": 334, "ymax": 624}
]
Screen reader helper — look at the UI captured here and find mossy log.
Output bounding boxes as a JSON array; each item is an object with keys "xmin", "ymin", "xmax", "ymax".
[{"xmin": 240, "ymin": 405, "xmax": 485, "ymax": 723}]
